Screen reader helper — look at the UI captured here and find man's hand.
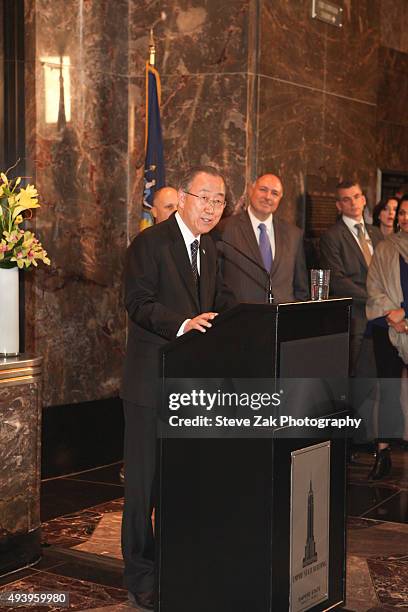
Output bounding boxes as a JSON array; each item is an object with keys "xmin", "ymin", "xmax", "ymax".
[
  {"xmin": 184, "ymin": 312, "xmax": 218, "ymax": 333},
  {"xmin": 390, "ymin": 319, "xmax": 408, "ymax": 334},
  {"xmin": 386, "ymin": 308, "xmax": 405, "ymax": 326}
]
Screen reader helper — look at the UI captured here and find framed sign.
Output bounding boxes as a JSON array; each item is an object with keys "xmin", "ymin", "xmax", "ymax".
[{"xmin": 290, "ymin": 441, "xmax": 330, "ymax": 612}]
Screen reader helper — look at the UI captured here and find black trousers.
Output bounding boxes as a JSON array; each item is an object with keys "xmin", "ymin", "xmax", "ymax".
[
  {"xmin": 121, "ymin": 401, "xmax": 157, "ymax": 593},
  {"xmin": 350, "ymin": 332, "xmax": 378, "ymax": 443},
  {"xmin": 372, "ymin": 325, "xmax": 405, "ymax": 441}
]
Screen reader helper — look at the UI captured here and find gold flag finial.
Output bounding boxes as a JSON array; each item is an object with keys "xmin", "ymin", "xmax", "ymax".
[{"xmin": 149, "ymin": 28, "xmax": 156, "ymax": 67}]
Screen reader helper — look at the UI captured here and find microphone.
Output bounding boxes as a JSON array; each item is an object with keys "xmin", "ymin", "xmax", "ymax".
[{"xmin": 218, "ymin": 238, "xmax": 274, "ymax": 304}]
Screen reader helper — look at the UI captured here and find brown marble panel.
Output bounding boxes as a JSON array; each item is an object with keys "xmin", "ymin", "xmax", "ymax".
[
  {"xmin": 378, "ymin": 44, "xmax": 408, "ymax": 73},
  {"xmin": 26, "ymin": 275, "xmax": 126, "ymax": 406},
  {"xmin": 377, "ymin": 48, "xmax": 408, "ymax": 127},
  {"xmin": 323, "ymin": 94, "xmax": 377, "ymax": 204},
  {"xmin": 325, "ymin": 0, "xmax": 380, "ymax": 104},
  {"xmin": 129, "ymin": 0, "xmax": 250, "ymax": 77},
  {"xmin": 380, "ymin": 0, "xmax": 408, "ymax": 54},
  {"xmin": 367, "ymin": 557, "xmax": 408, "ymax": 607},
  {"xmin": 160, "ymin": 73, "xmax": 248, "ymax": 207},
  {"xmin": 257, "ymin": 78, "xmax": 378, "ymax": 223},
  {"xmin": 34, "ymin": 0, "xmax": 129, "ymax": 75},
  {"xmin": 257, "ymin": 77, "xmax": 325, "ymax": 224},
  {"xmin": 34, "ymin": 0, "xmax": 79, "ymax": 53},
  {"xmin": 24, "ymin": 66, "xmax": 129, "ymax": 406},
  {"xmin": 402, "ymin": 24, "xmax": 408, "ymax": 54},
  {"xmin": 0, "ymin": 383, "xmax": 41, "ymax": 536},
  {"xmin": 259, "ymin": 0, "xmax": 326, "ymax": 90},
  {"xmin": 377, "ymin": 121, "xmax": 408, "ymax": 173}
]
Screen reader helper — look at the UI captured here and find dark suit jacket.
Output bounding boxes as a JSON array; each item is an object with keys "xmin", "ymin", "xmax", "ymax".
[
  {"xmin": 319, "ymin": 219, "xmax": 383, "ymax": 335},
  {"xmin": 120, "ymin": 214, "xmax": 236, "ymax": 406},
  {"xmin": 216, "ymin": 211, "xmax": 309, "ymax": 304}
]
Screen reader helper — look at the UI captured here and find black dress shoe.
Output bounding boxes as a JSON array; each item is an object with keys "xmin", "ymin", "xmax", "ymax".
[
  {"xmin": 128, "ymin": 590, "xmax": 154, "ymax": 610},
  {"xmin": 368, "ymin": 447, "xmax": 392, "ymax": 480}
]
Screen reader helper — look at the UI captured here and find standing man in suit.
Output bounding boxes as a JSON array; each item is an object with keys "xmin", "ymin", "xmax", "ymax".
[
  {"xmin": 320, "ymin": 180, "xmax": 383, "ymax": 449},
  {"xmin": 120, "ymin": 165, "xmax": 236, "ymax": 610},
  {"xmin": 217, "ymin": 173, "xmax": 308, "ymax": 304},
  {"xmin": 320, "ymin": 180, "xmax": 383, "ymax": 375},
  {"xmin": 119, "ymin": 185, "xmax": 179, "ymax": 485}
]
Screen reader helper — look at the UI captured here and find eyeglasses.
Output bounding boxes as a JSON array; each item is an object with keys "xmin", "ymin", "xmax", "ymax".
[{"xmin": 184, "ymin": 191, "xmax": 226, "ymax": 210}]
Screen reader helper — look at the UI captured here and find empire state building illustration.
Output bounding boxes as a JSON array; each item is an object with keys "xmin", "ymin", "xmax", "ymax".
[{"xmin": 303, "ymin": 479, "xmax": 318, "ymax": 567}]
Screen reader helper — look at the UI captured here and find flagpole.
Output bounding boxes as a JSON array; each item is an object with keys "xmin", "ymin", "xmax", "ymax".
[
  {"xmin": 140, "ymin": 26, "xmax": 165, "ymax": 232},
  {"xmin": 149, "ymin": 28, "xmax": 156, "ymax": 67}
]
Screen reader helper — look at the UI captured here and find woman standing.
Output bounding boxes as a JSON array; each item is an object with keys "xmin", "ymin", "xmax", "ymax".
[
  {"xmin": 366, "ymin": 196, "xmax": 408, "ymax": 479},
  {"xmin": 372, "ymin": 197, "xmax": 399, "ymax": 236}
]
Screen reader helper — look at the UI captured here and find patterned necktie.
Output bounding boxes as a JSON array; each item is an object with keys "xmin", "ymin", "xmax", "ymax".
[
  {"xmin": 191, "ymin": 239, "xmax": 199, "ymax": 287},
  {"xmin": 355, "ymin": 223, "xmax": 372, "ymax": 267},
  {"xmin": 258, "ymin": 223, "xmax": 273, "ymax": 273}
]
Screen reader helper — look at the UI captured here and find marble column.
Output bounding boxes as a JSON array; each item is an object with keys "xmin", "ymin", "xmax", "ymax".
[
  {"xmin": 24, "ymin": 0, "xmax": 128, "ymax": 407},
  {"xmin": 0, "ymin": 356, "xmax": 42, "ymax": 574}
]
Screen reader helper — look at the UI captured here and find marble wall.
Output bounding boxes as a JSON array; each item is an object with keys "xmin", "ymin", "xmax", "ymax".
[
  {"xmin": 377, "ymin": 46, "xmax": 408, "ymax": 173},
  {"xmin": 23, "ymin": 0, "xmax": 408, "ymax": 407},
  {"xmin": 380, "ymin": 0, "xmax": 408, "ymax": 54},
  {"xmin": 24, "ymin": 0, "xmax": 128, "ymax": 406},
  {"xmin": 257, "ymin": 0, "xmax": 380, "ymax": 223}
]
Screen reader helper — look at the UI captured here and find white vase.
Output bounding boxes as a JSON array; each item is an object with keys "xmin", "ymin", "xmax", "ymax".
[{"xmin": 0, "ymin": 266, "xmax": 19, "ymax": 356}]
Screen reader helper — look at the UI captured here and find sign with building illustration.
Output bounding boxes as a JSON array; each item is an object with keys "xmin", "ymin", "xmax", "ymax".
[{"xmin": 289, "ymin": 441, "xmax": 330, "ymax": 612}]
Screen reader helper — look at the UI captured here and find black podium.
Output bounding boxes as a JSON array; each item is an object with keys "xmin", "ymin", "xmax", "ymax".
[{"xmin": 157, "ymin": 299, "xmax": 351, "ymax": 612}]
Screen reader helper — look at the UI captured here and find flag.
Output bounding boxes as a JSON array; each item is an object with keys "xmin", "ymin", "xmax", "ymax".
[{"xmin": 140, "ymin": 61, "xmax": 166, "ymax": 231}]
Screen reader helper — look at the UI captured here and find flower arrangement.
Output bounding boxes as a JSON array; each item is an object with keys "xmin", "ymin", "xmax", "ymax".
[{"xmin": 0, "ymin": 171, "xmax": 50, "ymax": 269}]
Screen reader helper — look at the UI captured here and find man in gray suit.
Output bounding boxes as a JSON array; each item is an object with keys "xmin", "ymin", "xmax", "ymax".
[
  {"xmin": 320, "ymin": 180, "xmax": 383, "ymax": 375},
  {"xmin": 320, "ymin": 179, "xmax": 383, "ymax": 447},
  {"xmin": 217, "ymin": 173, "xmax": 308, "ymax": 304}
]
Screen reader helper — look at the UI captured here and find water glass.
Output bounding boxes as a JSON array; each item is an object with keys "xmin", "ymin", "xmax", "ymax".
[{"xmin": 310, "ymin": 269, "xmax": 330, "ymax": 301}]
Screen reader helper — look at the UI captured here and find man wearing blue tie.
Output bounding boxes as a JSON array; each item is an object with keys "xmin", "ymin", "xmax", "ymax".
[{"xmin": 218, "ymin": 173, "xmax": 308, "ymax": 304}]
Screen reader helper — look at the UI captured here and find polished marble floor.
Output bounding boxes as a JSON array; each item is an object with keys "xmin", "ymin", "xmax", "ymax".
[{"xmin": 1, "ymin": 448, "xmax": 408, "ymax": 611}]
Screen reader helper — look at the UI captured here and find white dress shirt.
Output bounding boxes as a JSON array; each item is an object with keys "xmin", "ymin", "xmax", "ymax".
[
  {"xmin": 175, "ymin": 211, "xmax": 201, "ymax": 273},
  {"xmin": 175, "ymin": 212, "xmax": 201, "ymax": 335}
]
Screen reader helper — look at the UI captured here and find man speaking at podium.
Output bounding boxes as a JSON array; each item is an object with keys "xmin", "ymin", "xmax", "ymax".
[
  {"xmin": 120, "ymin": 165, "xmax": 236, "ymax": 610},
  {"xmin": 217, "ymin": 173, "xmax": 308, "ymax": 304}
]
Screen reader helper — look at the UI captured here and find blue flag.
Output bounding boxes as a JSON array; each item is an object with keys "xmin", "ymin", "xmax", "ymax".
[{"xmin": 140, "ymin": 62, "xmax": 166, "ymax": 231}]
